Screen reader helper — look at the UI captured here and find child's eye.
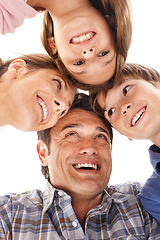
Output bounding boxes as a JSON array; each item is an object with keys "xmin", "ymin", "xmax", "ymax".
[
  {"xmin": 108, "ymin": 108, "xmax": 115, "ymax": 117},
  {"xmin": 123, "ymin": 85, "xmax": 131, "ymax": 95},
  {"xmin": 99, "ymin": 51, "xmax": 109, "ymax": 57},
  {"xmin": 74, "ymin": 60, "xmax": 85, "ymax": 66}
]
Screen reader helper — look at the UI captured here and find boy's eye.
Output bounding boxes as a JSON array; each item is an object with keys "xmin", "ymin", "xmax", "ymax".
[
  {"xmin": 123, "ymin": 85, "xmax": 131, "ymax": 95},
  {"xmin": 54, "ymin": 79, "xmax": 61, "ymax": 90},
  {"xmin": 108, "ymin": 108, "xmax": 115, "ymax": 117},
  {"xmin": 99, "ymin": 51, "xmax": 109, "ymax": 57},
  {"xmin": 74, "ymin": 60, "xmax": 85, "ymax": 66}
]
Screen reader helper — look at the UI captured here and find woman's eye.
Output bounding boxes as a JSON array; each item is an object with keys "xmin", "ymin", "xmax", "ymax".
[
  {"xmin": 54, "ymin": 79, "xmax": 61, "ymax": 90},
  {"xmin": 123, "ymin": 85, "xmax": 131, "ymax": 95},
  {"xmin": 108, "ymin": 108, "xmax": 115, "ymax": 117},
  {"xmin": 74, "ymin": 60, "xmax": 85, "ymax": 66},
  {"xmin": 99, "ymin": 51, "xmax": 109, "ymax": 57}
]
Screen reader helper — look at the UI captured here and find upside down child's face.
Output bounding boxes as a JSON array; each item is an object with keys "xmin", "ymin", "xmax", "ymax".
[
  {"xmin": 97, "ymin": 77, "xmax": 160, "ymax": 142},
  {"xmin": 50, "ymin": 4, "xmax": 116, "ymax": 85}
]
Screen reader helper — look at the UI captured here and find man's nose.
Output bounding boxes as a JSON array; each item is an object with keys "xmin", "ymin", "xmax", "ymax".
[
  {"xmin": 79, "ymin": 138, "xmax": 97, "ymax": 155},
  {"xmin": 81, "ymin": 47, "xmax": 95, "ymax": 59},
  {"xmin": 122, "ymin": 104, "xmax": 132, "ymax": 115}
]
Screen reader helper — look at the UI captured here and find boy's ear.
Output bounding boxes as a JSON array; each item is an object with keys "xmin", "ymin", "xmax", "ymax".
[
  {"xmin": 8, "ymin": 59, "xmax": 27, "ymax": 79},
  {"xmin": 48, "ymin": 37, "xmax": 57, "ymax": 55},
  {"xmin": 37, "ymin": 140, "xmax": 49, "ymax": 166}
]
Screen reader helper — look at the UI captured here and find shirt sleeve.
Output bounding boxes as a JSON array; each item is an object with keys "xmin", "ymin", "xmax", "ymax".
[
  {"xmin": 139, "ymin": 172, "xmax": 160, "ymax": 228},
  {"xmin": 0, "ymin": 0, "xmax": 38, "ymax": 34}
]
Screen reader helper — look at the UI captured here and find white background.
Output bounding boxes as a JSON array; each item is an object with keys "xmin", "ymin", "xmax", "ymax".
[{"xmin": 0, "ymin": 0, "xmax": 159, "ymax": 195}]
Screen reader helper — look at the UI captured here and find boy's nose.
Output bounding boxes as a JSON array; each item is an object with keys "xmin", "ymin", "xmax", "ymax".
[{"xmin": 122, "ymin": 104, "xmax": 131, "ymax": 115}]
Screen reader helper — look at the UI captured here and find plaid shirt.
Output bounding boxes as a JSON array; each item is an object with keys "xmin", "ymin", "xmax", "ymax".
[{"xmin": 0, "ymin": 181, "xmax": 160, "ymax": 240}]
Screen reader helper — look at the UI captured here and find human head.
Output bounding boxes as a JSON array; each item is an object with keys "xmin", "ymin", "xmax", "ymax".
[
  {"xmin": 37, "ymin": 93, "xmax": 113, "ymax": 194},
  {"xmin": 41, "ymin": 0, "xmax": 132, "ymax": 90},
  {"xmin": 91, "ymin": 63, "xmax": 160, "ymax": 141},
  {"xmin": 0, "ymin": 54, "xmax": 76, "ymax": 131}
]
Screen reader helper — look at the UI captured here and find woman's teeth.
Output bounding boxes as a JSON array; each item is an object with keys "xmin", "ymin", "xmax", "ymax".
[
  {"xmin": 131, "ymin": 107, "xmax": 146, "ymax": 126},
  {"xmin": 71, "ymin": 32, "xmax": 95, "ymax": 44},
  {"xmin": 38, "ymin": 98, "xmax": 48, "ymax": 120}
]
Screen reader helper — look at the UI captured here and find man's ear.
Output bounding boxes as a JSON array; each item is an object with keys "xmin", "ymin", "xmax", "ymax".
[
  {"xmin": 8, "ymin": 59, "xmax": 27, "ymax": 79},
  {"xmin": 37, "ymin": 140, "xmax": 49, "ymax": 166},
  {"xmin": 48, "ymin": 37, "xmax": 58, "ymax": 55}
]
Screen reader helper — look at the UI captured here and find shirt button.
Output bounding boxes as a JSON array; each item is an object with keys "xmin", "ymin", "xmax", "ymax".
[
  {"xmin": 58, "ymin": 191, "xmax": 63, "ymax": 197},
  {"xmin": 72, "ymin": 221, "xmax": 78, "ymax": 228}
]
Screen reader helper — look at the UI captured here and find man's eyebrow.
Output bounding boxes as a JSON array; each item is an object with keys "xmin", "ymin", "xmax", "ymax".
[
  {"xmin": 62, "ymin": 123, "xmax": 82, "ymax": 131},
  {"xmin": 96, "ymin": 127, "xmax": 109, "ymax": 136}
]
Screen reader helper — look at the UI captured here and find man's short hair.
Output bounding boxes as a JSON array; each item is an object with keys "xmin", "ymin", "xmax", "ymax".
[{"xmin": 37, "ymin": 93, "xmax": 113, "ymax": 179}]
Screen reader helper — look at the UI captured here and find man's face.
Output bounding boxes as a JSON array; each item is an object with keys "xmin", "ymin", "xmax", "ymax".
[{"xmin": 42, "ymin": 108, "xmax": 112, "ymax": 198}]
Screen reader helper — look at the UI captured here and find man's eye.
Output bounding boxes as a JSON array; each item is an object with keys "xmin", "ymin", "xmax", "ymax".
[
  {"xmin": 54, "ymin": 79, "xmax": 61, "ymax": 90},
  {"xmin": 108, "ymin": 108, "xmax": 115, "ymax": 117},
  {"xmin": 99, "ymin": 51, "xmax": 109, "ymax": 57},
  {"xmin": 74, "ymin": 60, "xmax": 85, "ymax": 66},
  {"xmin": 95, "ymin": 134, "xmax": 109, "ymax": 145},
  {"xmin": 123, "ymin": 85, "xmax": 131, "ymax": 95}
]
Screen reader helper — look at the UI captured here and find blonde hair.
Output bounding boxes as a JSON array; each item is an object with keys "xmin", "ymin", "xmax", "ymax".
[{"xmin": 41, "ymin": 0, "xmax": 132, "ymax": 89}]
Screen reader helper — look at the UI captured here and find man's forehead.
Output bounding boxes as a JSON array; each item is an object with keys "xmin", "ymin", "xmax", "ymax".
[{"xmin": 52, "ymin": 108, "xmax": 108, "ymax": 133}]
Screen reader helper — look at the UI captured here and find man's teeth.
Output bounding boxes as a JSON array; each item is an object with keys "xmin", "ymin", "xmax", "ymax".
[
  {"xmin": 38, "ymin": 98, "xmax": 48, "ymax": 120},
  {"xmin": 74, "ymin": 163, "xmax": 97, "ymax": 170},
  {"xmin": 71, "ymin": 32, "xmax": 94, "ymax": 43},
  {"xmin": 131, "ymin": 107, "xmax": 145, "ymax": 126}
]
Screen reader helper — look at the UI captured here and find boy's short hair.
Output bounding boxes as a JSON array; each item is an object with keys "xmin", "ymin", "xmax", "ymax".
[{"xmin": 90, "ymin": 63, "xmax": 160, "ymax": 116}]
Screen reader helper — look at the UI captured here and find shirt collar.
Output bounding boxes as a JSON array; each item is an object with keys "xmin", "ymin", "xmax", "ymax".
[{"xmin": 149, "ymin": 144, "xmax": 160, "ymax": 175}]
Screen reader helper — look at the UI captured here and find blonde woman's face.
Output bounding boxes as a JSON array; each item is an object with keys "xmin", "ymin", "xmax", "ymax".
[
  {"xmin": 51, "ymin": 5, "xmax": 116, "ymax": 85},
  {"xmin": 7, "ymin": 68, "xmax": 76, "ymax": 131}
]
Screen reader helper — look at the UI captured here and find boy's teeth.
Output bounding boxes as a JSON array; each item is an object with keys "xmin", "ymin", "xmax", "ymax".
[
  {"xmin": 38, "ymin": 98, "xmax": 48, "ymax": 120},
  {"xmin": 74, "ymin": 163, "xmax": 97, "ymax": 170},
  {"xmin": 131, "ymin": 107, "xmax": 145, "ymax": 126}
]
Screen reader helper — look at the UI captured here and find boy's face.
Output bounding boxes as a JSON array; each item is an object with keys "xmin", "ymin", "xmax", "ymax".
[{"xmin": 97, "ymin": 77, "xmax": 160, "ymax": 141}]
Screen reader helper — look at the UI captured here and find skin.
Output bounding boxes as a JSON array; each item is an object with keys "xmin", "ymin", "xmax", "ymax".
[
  {"xmin": 97, "ymin": 78, "xmax": 160, "ymax": 147},
  {"xmin": 37, "ymin": 108, "xmax": 112, "ymax": 231},
  {"xmin": 28, "ymin": 0, "xmax": 116, "ymax": 85},
  {"xmin": 0, "ymin": 59, "xmax": 76, "ymax": 131}
]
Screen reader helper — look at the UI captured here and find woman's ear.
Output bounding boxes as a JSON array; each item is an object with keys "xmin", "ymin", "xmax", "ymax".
[
  {"xmin": 37, "ymin": 140, "xmax": 49, "ymax": 166},
  {"xmin": 8, "ymin": 59, "xmax": 27, "ymax": 79},
  {"xmin": 128, "ymin": 137, "xmax": 133, "ymax": 141},
  {"xmin": 48, "ymin": 37, "xmax": 58, "ymax": 55}
]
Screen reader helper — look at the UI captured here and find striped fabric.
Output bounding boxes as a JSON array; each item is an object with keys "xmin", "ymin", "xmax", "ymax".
[{"xmin": 0, "ymin": 181, "xmax": 160, "ymax": 240}]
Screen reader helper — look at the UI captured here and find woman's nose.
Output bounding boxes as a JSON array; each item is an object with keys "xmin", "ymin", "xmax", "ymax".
[
  {"xmin": 53, "ymin": 98, "xmax": 66, "ymax": 114},
  {"xmin": 81, "ymin": 47, "xmax": 95, "ymax": 59}
]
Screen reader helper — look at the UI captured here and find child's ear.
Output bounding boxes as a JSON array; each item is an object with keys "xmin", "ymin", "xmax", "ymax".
[
  {"xmin": 37, "ymin": 140, "xmax": 49, "ymax": 166},
  {"xmin": 8, "ymin": 59, "xmax": 27, "ymax": 79},
  {"xmin": 48, "ymin": 37, "xmax": 57, "ymax": 55}
]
